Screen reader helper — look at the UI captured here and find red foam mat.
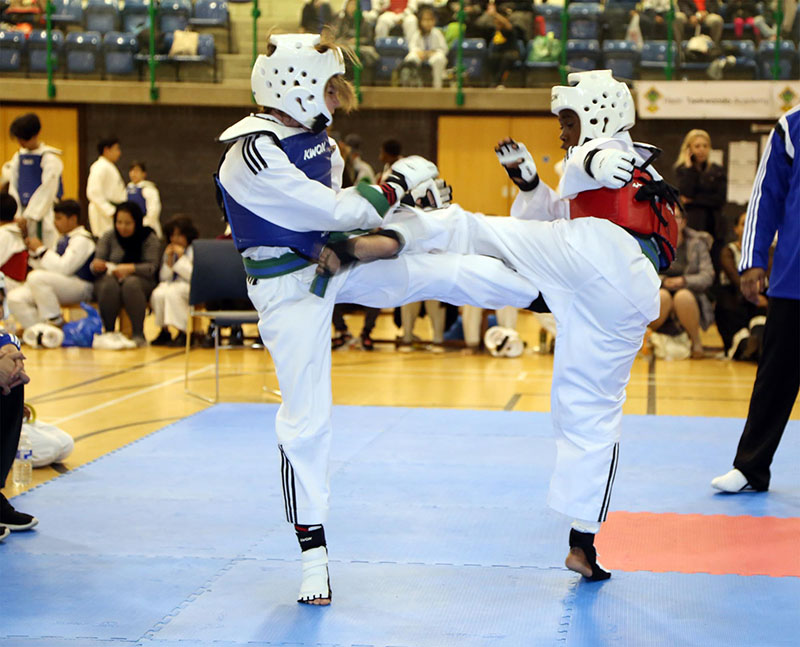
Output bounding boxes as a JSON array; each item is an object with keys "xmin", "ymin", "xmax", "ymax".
[{"xmin": 596, "ymin": 511, "xmax": 800, "ymax": 577}]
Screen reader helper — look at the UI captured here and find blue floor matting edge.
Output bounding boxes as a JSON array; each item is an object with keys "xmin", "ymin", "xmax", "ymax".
[{"xmin": 1, "ymin": 404, "xmax": 798, "ymax": 647}]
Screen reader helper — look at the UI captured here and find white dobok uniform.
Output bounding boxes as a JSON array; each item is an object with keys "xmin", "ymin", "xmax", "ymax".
[
  {"xmin": 2, "ymin": 143, "xmax": 62, "ymax": 249},
  {"xmin": 7, "ymin": 226, "xmax": 96, "ymax": 330},
  {"xmin": 150, "ymin": 246, "xmax": 193, "ymax": 332},
  {"xmin": 87, "ymin": 156, "xmax": 127, "ymax": 238},
  {"xmin": 388, "ymin": 132, "xmax": 662, "ymax": 522},
  {"xmin": 217, "ymin": 114, "xmax": 539, "ymax": 525}
]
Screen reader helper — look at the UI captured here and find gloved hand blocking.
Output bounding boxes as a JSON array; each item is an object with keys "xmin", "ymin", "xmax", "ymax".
[
  {"xmin": 381, "ymin": 155, "xmax": 439, "ymax": 205},
  {"xmin": 408, "ymin": 178, "xmax": 453, "ymax": 210},
  {"xmin": 587, "ymin": 149, "xmax": 635, "ymax": 189},
  {"xmin": 495, "ymin": 139, "xmax": 539, "ymax": 191}
]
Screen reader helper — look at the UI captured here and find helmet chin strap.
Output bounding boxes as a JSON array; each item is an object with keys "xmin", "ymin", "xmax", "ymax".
[{"xmin": 310, "ymin": 114, "xmax": 329, "ymax": 135}]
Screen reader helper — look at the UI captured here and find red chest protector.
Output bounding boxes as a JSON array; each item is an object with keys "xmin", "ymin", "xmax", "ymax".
[
  {"xmin": 1, "ymin": 250, "xmax": 28, "ymax": 282},
  {"xmin": 570, "ymin": 167, "xmax": 679, "ymax": 270}
]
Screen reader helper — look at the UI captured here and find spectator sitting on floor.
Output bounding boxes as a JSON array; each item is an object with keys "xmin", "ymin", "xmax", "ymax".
[
  {"xmin": 0, "ymin": 193, "xmax": 28, "ymax": 293},
  {"xmin": 649, "ymin": 210, "xmax": 715, "ymax": 359},
  {"xmin": 6, "ymin": 199, "xmax": 95, "ymax": 334},
  {"xmin": 714, "ymin": 212, "xmax": 769, "ymax": 359},
  {"xmin": 150, "ymin": 216, "xmax": 198, "ymax": 348},
  {"xmin": 91, "ymin": 201, "xmax": 161, "ymax": 348}
]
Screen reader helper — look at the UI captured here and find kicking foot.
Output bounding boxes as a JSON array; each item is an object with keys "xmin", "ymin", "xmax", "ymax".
[
  {"xmin": 711, "ymin": 468, "xmax": 759, "ymax": 493},
  {"xmin": 298, "ymin": 546, "xmax": 331, "ymax": 605},
  {"xmin": 350, "ymin": 232, "xmax": 401, "ymax": 262}
]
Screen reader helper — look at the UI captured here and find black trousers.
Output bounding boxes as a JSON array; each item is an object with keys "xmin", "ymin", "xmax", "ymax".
[
  {"xmin": 733, "ymin": 297, "xmax": 800, "ymax": 490},
  {"xmin": 1, "ymin": 385, "xmax": 25, "ymax": 489}
]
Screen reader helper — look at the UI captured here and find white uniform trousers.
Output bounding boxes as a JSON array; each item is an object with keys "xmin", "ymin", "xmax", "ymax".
[
  {"xmin": 403, "ymin": 50, "xmax": 447, "ymax": 88},
  {"xmin": 248, "ymin": 251, "xmax": 538, "ymax": 526},
  {"xmin": 150, "ymin": 281, "xmax": 190, "ymax": 332},
  {"xmin": 389, "ymin": 207, "xmax": 660, "ymax": 521},
  {"xmin": 7, "ymin": 270, "xmax": 94, "ymax": 330},
  {"xmin": 462, "ymin": 305, "xmax": 518, "ymax": 347}
]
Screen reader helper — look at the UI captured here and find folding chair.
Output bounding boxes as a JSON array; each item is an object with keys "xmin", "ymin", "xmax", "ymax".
[{"xmin": 184, "ymin": 239, "xmax": 279, "ymax": 403}]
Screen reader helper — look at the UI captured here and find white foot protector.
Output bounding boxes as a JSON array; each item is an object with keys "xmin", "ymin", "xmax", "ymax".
[
  {"xmin": 298, "ymin": 546, "xmax": 331, "ymax": 605},
  {"xmin": 711, "ymin": 468, "xmax": 750, "ymax": 493}
]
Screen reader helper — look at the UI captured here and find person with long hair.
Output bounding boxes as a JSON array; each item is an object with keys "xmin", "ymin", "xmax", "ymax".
[
  {"xmin": 674, "ymin": 129, "xmax": 727, "ymax": 258},
  {"xmin": 90, "ymin": 201, "xmax": 161, "ymax": 347}
]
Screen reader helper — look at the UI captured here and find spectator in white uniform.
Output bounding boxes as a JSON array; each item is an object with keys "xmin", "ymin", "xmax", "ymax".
[
  {"xmin": 2, "ymin": 113, "xmax": 62, "ymax": 248},
  {"xmin": 7, "ymin": 200, "xmax": 95, "ymax": 331},
  {"xmin": 126, "ymin": 161, "xmax": 162, "ymax": 238},
  {"xmin": 87, "ymin": 136, "xmax": 127, "ymax": 238}
]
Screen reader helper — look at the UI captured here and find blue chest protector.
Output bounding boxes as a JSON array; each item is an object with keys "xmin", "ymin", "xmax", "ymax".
[
  {"xmin": 126, "ymin": 185, "xmax": 147, "ymax": 215},
  {"xmin": 56, "ymin": 235, "xmax": 95, "ymax": 282},
  {"xmin": 18, "ymin": 152, "xmax": 64, "ymax": 207},
  {"xmin": 217, "ymin": 129, "xmax": 333, "ymax": 258}
]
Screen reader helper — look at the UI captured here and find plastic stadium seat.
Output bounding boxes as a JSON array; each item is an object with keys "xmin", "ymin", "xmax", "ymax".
[
  {"xmin": 720, "ymin": 39, "xmax": 757, "ymax": 79},
  {"xmin": 159, "ymin": 0, "xmax": 192, "ymax": 33},
  {"xmin": 640, "ymin": 40, "xmax": 678, "ymax": 78},
  {"xmin": 0, "ymin": 29, "xmax": 25, "ymax": 72},
  {"xmin": 757, "ymin": 40, "xmax": 798, "ymax": 80},
  {"xmin": 161, "ymin": 31, "xmax": 217, "ymax": 81},
  {"xmin": 450, "ymin": 37, "xmax": 488, "ymax": 85},
  {"xmin": 27, "ymin": 29, "xmax": 64, "ymax": 73},
  {"xmin": 190, "ymin": 0, "xmax": 231, "ymax": 50},
  {"xmin": 65, "ymin": 31, "xmax": 102, "ymax": 75},
  {"xmin": 103, "ymin": 30, "xmax": 138, "ymax": 75},
  {"xmin": 121, "ymin": 0, "xmax": 151, "ymax": 34},
  {"xmin": 568, "ymin": 3, "xmax": 602, "ymax": 40},
  {"xmin": 536, "ymin": 4, "xmax": 563, "ymax": 37},
  {"xmin": 602, "ymin": 39, "xmax": 640, "ymax": 81},
  {"xmin": 566, "ymin": 39, "xmax": 601, "ymax": 71},
  {"xmin": 374, "ymin": 36, "xmax": 408, "ymax": 82},
  {"xmin": 84, "ymin": 0, "xmax": 120, "ymax": 35},
  {"xmin": 51, "ymin": 0, "xmax": 83, "ymax": 27}
]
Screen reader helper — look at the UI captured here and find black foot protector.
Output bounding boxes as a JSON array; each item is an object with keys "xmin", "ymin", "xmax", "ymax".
[{"xmin": 568, "ymin": 529, "xmax": 611, "ymax": 581}]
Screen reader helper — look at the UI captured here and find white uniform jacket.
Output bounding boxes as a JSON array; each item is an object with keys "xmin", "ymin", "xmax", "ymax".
[{"xmin": 87, "ymin": 156, "xmax": 126, "ymax": 238}]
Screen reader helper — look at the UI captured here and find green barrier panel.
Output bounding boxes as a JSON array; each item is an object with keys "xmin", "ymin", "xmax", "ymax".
[{"xmin": 45, "ymin": 0, "xmax": 55, "ymax": 98}]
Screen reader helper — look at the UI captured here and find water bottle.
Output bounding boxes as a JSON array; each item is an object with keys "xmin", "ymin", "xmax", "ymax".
[{"xmin": 12, "ymin": 432, "xmax": 33, "ymax": 489}]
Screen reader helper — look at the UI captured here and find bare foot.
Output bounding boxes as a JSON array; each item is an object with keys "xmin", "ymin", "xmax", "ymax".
[
  {"xmin": 300, "ymin": 596, "xmax": 331, "ymax": 606},
  {"xmin": 565, "ymin": 547, "xmax": 594, "ymax": 578},
  {"xmin": 351, "ymin": 233, "xmax": 400, "ymax": 262}
]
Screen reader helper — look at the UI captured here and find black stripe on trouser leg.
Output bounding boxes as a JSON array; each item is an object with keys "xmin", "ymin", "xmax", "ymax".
[
  {"xmin": 280, "ymin": 446, "xmax": 296, "ymax": 524},
  {"xmin": 598, "ymin": 442, "xmax": 620, "ymax": 523}
]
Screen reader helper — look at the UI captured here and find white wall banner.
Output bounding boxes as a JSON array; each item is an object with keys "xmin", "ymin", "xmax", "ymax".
[
  {"xmin": 635, "ymin": 81, "xmax": 800, "ymax": 120},
  {"xmin": 727, "ymin": 140, "xmax": 759, "ymax": 205}
]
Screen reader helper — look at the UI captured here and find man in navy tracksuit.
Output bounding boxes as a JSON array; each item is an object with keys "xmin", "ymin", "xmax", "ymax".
[{"xmin": 712, "ymin": 104, "xmax": 800, "ymax": 493}]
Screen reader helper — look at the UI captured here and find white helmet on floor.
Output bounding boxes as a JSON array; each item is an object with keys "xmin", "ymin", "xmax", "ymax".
[
  {"xmin": 484, "ymin": 326, "xmax": 525, "ymax": 358},
  {"xmin": 251, "ymin": 33, "xmax": 346, "ymax": 133},
  {"xmin": 551, "ymin": 70, "xmax": 635, "ymax": 145}
]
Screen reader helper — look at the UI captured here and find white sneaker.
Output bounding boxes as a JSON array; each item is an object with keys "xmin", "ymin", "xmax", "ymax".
[
  {"xmin": 711, "ymin": 468, "xmax": 751, "ymax": 493},
  {"xmin": 297, "ymin": 546, "xmax": 331, "ymax": 605}
]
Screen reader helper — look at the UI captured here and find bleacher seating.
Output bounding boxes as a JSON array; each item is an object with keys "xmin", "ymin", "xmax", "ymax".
[
  {"xmin": 103, "ymin": 31, "xmax": 138, "ymax": 76},
  {"xmin": 65, "ymin": 31, "xmax": 102, "ymax": 75},
  {"xmin": 0, "ymin": 29, "xmax": 25, "ymax": 72},
  {"xmin": 602, "ymin": 39, "xmax": 640, "ymax": 81},
  {"xmin": 121, "ymin": 0, "xmax": 151, "ymax": 34},
  {"xmin": 722, "ymin": 39, "xmax": 757, "ymax": 79},
  {"xmin": 450, "ymin": 38, "xmax": 488, "ymax": 85},
  {"xmin": 84, "ymin": 0, "xmax": 120, "ymax": 35},
  {"xmin": 536, "ymin": 4, "xmax": 564, "ymax": 37},
  {"xmin": 640, "ymin": 40, "xmax": 678, "ymax": 78},
  {"xmin": 156, "ymin": 30, "xmax": 217, "ymax": 81},
  {"xmin": 374, "ymin": 36, "xmax": 408, "ymax": 83},
  {"xmin": 190, "ymin": 0, "xmax": 231, "ymax": 51},
  {"xmin": 757, "ymin": 40, "xmax": 799, "ymax": 80},
  {"xmin": 159, "ymin": 0, "xmax": 192, "ymax": 34},
  {"xmin": 51, "ymin": 0, "xmax": 83, "ymax": 28},
  {"xmin": 566, "ymin": 38, "xmax": 601, "ymax": 71},
  {"xmin": 567, "ymin": 3, "xmax": 603, "ymax": 40},
  {"xmin": 27, "ymin": 29, "xmax": 64, "ymax": 74}
]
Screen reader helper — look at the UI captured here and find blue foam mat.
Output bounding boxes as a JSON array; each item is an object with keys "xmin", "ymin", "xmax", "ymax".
[{"xmin": 2, "ymin": 404, "xmax": 799, "ymax": 647}]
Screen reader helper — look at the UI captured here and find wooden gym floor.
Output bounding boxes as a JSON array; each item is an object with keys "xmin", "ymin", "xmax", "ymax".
[{"xmin": 3, "ymin": 309, "xmax": 798, "ymax": 500}]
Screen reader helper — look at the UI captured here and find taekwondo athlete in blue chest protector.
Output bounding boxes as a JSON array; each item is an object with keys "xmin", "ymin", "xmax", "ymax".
[
  {"xmin": 214, "ymin": 31, "xmax": 539, "ymax": 606},
  {"xmin": 324, "ymin": 70, "xmax": 679, "ymax": 582}
]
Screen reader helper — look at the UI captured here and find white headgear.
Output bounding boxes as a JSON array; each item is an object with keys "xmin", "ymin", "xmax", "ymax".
[
  {"xmin": 251, "ymin": 34, "xmax": 346, "ymax": 133},
  {"xmin": 550, "ymin": 70, "xmax": 635, "ymax": 145},
  {"xmin": 483, "ymin": 326, "xmax": 525, "ymax": 358}
]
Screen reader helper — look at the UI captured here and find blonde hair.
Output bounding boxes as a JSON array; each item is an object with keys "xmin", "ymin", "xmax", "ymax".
[
  {"xmin": 675, "ymin": 129, "xmax": 712, "ymax": 169},
  {"xmin": 265, "ymin": 27, "xmax": 359, "ymax": 115}
]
